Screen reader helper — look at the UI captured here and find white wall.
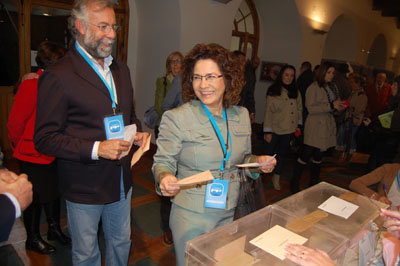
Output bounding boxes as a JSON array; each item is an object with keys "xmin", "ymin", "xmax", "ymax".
[
  {"xmin": 322, "ymin": 15, "xmax": 357, "ymax": 62},
  {"xmin": 295, "ymin": 0, "xmax": 400, "ymax": 72},
  {"xmin": 178, "ymin": 0, "xmax": 242, "ymax": 54},
  {"xmin": 253, "ymin": 0, "xmax": 302, "ymax": 123},
  {"xmin": 127, "ymin": 0, "xmax": 181, "ymax": 135}
]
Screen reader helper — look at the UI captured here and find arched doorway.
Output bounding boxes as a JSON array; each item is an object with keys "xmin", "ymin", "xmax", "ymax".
[
  {"xmin": 230, "ymin": 0, "xmax": 260, "ymax": 58},
  {"xmin": 367, "ymin": 34, "xmax": 387, "ymax": 69},
  {"xmin": 392, "ymin": 49, "xmax": 400, "ymax": 75},
  {"xmin": 322, "ymin": 15, "xmax": 357, "ymax": 62}
]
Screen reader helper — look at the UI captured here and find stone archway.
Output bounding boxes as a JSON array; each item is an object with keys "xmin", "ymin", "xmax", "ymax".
[
  {"xmin": 367, "ymin": 34, "xmax": 387, "ymax": 69},
  {"xmin": 322, "ymin": 14, "xmax": 357, "ymax": 62}
]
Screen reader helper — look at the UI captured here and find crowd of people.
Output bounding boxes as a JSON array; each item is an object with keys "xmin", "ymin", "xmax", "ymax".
[
  {"xmin": 1, "ymin": 0, "xmax": 400, "ymax": 265},
  {"xmin": 264, "ymin": 60, "xmax": 400, "ymax": 194}
]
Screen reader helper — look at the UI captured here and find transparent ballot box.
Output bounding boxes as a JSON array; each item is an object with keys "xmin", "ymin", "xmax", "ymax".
[
  {"xmin": 274, "ymin": 182, "xmax": 381, "ymax": 246},
  {"xmin": 185, "ymin": 205, "xmax": 348, "ymax": 265}
]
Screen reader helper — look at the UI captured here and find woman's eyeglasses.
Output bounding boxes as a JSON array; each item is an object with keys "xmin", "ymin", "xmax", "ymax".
[
  {"xmin": 169, "ymin": 59, "xmax": 182, "ymax": 64},
  {"xmin": 192, "ymin": 74, "xmax": 223, "ymax": 83}
]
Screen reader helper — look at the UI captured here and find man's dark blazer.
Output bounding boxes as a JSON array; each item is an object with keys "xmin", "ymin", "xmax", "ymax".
[
  {"xmin": 0, "ymin": 194, "xmax": 16, "ymax": 242},
  {"xmin": 34, "ymin": 44, "xmax": 138, "ymax": 204}
]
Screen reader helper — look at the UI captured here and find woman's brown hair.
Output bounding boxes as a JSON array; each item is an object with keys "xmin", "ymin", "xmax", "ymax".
[
  {"xmin": 316, "ymin": 61, "xmax": 335, "ymax": 87},
  {"xmin": 181, "ymin": 43, "xmax": 244, "ymax": 108},
  {"xmin": 36, "ymin": 41, "xmax": 66, "ymax": 69}
]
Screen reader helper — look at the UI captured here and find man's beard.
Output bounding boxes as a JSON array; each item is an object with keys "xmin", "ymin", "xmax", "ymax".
[{"xmin": 83, "ymin": 30, "xmax": 115, "ymax": 59}]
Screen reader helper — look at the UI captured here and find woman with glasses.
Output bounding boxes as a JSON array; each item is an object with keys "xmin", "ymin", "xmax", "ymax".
[
  {"xmin": 290, "ymin": 62, "xmax": 347, "ymax": 193},
  {"xmin": 153, "ymin": 51, "xmax": 183, "ymax": 247},
  {"xmin": 154, "ymin": 51, "xmax": 183, "ymax": 137},
  {"xmin": 152, "ymin": 43, "xmax": 276, "ymax": 265},
  {"xmin": 264, "ymin": 65, "xmax": 302, "ymax": 190}
]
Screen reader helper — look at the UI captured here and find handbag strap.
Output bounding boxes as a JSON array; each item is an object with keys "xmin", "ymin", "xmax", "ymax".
[{"xmin": 163, "ymin": 76, "xmax": 167, "ymax": 98}]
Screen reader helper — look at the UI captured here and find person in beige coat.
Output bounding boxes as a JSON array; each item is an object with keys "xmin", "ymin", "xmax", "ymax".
[
  {"xmin": 290, "ymin": 62, "xmax": 347, "ymax": 193},
  {"xmin": 336, "ymin": 73, "xmax": 368, "ymax": 159},
  {"xmin": 264, "ymin": 65, "xmax": 302, "ymax": 190}
]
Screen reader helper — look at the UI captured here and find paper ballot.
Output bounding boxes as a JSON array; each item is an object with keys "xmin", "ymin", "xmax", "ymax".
[
  {"xmin": 130, "ymin": 133, "xmax": 151, "ymax": 167},
  {"xmin": 249, "ymin": 225, "xmax": 308, "ymax": 260},
  {"xmin": 170, "ymin": 170, "xmax": 214, "ymax": 186},
  {"xmin": 318, "ymin": 196, "xmax": 359, "ymax": 219},
  {"xmin": 236, "ymin": 154, "xmax": 276, "ymax": 168},
  {"xmin": 119, "ymin": 124, "xmax": 137, "ymax": 159}
]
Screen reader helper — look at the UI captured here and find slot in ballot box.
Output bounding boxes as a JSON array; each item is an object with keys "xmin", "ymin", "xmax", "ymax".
[
  {"xmin": 274, "ymin": 182, "xmax": 382, "ymax": 247},
  {"xmin": 185, "ymin": 205, "xmax": 349, "ymax": 265}
]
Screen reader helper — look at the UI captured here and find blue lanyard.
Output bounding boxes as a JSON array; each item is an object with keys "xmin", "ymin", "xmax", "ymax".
[
  {"xmin": 75, "ymin": 41, "xmax": 117, "ymax": 110},
  {"xmin": 201, "ymin": 102, "xmax": 232, "ymax": 172},
  {"xmin": 396, "ymin": 172, "xmax": 400, "ymax": 191}
]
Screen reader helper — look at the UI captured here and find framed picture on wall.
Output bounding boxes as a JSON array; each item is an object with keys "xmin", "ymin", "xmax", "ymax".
[{"xmin": 260, "ymin": 61, "xmax": 286, "ymax": 82}]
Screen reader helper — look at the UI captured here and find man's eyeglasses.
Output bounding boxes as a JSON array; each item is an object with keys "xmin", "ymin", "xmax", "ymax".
[
  {"xmin": 89, "ymin": 22, "xmax": 120, "ymax": 33},
  {"xmin": 192, "ymin": 74, "xmax": 223, "ymax": 83}
]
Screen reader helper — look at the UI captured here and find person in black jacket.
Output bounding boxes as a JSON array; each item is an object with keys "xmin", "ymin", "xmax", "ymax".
[
  {"xmin": 296, "ymin": 61, "xmax": 313, "ymax": 126},
  {"xmin": 239, "ymin": 56, "xmax": 260, "ymax": 123}
]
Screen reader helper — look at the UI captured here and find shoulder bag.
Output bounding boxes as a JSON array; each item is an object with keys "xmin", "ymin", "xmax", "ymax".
[{"xmin": 144, "ymin": 77, "xmax": 168, "ymax": 128}]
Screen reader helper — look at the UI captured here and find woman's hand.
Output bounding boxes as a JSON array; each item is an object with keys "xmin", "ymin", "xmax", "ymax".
[
  {"xmin": 363, "ymin": 117, "xmax": 371, "ymax": 126},
  {"xmin": 378, "ymin": 196, "xmax": 392, "ymax": 205},
  {"xmin": 285, "ymin": 244, "xmax": 336, "ymax": 266},
  {"xmin": 265, "ymin": 133, "xmax": 272, "ymax": 143},
  {"xmin": 381, "ymin": 209, "xmax": 400, "ymax": 220},
  {"xmin": 380, "ymin": 209, "xmax": 400, "ymax": 239},
  {"xmin": 333, "ymin": 100, "xmax": 347, "ymax": 111},
  {"xmin": 256, "ymin": 155, "xmax": 276, "ymax": 173},
  {"xmin": 160, "ymin": 173, "xmax": 180, "ymax": 196}
]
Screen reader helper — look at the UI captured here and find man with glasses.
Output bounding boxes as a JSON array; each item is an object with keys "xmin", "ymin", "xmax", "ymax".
[{"xmin": 34, "ymin": 0, "xmax": 148, "ymax": 265}]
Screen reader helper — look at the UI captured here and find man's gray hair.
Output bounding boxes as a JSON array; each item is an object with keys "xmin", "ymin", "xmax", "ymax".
[{"xmin": 68, "ymin": 0, "xmax": 114, "ymax": 40}]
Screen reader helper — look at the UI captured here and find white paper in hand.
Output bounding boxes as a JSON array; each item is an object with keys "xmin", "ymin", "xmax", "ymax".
[
  {"xmin": 119, "ymin": 124, "xmax": 137, "ymax": 159},
  {"xmin": 236, "ymin": 154, "xmax": 276, "ymax": 168}
]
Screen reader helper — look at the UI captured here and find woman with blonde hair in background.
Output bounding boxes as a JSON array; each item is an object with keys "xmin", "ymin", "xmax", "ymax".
[
  {"xmin": 154, "ymin": 51, "xmax": 183, "ymax": 138},
  {"xmin": 153, "ymin": 51, "xmax": 183, "ymax": 246}
]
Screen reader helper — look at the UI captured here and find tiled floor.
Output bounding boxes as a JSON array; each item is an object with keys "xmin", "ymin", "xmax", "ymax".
[{"xmin": 0, "ymin": 145, "xmax": 370, "ymax": 266}]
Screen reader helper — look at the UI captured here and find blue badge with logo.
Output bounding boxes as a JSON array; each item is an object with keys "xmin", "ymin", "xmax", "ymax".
[
  {"xmin": 104, "ymin": 114, "xmax": 125, "ymax": 140},
  {"xmin": 204, "ymin": 179, "xmax": 229, "ymax": 209}
]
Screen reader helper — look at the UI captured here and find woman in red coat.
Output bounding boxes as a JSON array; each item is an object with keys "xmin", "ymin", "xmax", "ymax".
[{"xmin": 8, "ymin": 41, "xmax": 70, "ymax": 254}]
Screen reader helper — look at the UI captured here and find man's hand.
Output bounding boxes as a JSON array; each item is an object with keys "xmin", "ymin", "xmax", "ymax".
[
  {"xmin": 159, "ymin": 173, "xmax": 180, "ymax": 197},
  {"xmin": 0, "ymin": 170, "xmax": 18, "ymax": 183},
  {"xmin": 98, "ymin": 139, "xmax": 131, "ymax": 160},
  {"xmin": 0, "ymin": 172, "xmax": 33, "ymax": 211},
  {"xmin": 134, "ymin": 132, "xmax": 150, "ymax": 149},
  {"xmin": 21, "ymin": 72, "xmax": 39, "ymax": 81}
]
